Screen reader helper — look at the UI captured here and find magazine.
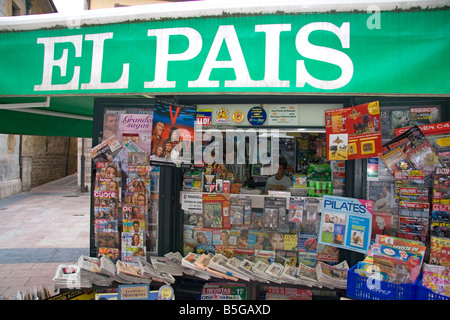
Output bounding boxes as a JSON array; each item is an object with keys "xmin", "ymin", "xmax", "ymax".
[
  {"xmin": 430, "ymin": 236, "xmax": 450, "ymax": 266},
  {"xmin": 421, "ymin": 263, "xmax": 450, "ymax": 297},
  {"xmin": 89, "ymin": 135, "xmax": 122, "ymax": 164},
  {"xmin": 367, "ymin": 242, "xmax": 422, "ymax": 283}
]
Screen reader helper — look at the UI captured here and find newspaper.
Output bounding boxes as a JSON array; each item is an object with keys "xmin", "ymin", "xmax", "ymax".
[
  {"xmin": 316, "ymin": 261, "xmax": 349, "ymax": 289},
  {"xmin": 116, "ymin": 260, "xmax": 151, "ymax": 284},
  {"xmin": 208, "ymin": 253, "xmax": 251, "ymax": 282}
]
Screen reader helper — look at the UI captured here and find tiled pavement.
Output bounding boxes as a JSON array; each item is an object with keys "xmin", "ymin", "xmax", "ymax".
[{"xmin": 0, "ymin": 174, "xmax": 90, "ymax": 299}]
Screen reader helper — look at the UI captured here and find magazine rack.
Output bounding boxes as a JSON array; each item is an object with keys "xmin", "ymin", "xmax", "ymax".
[{"xmin": 346, "ymin": 265, "xmax": 418, "ymax": 300}]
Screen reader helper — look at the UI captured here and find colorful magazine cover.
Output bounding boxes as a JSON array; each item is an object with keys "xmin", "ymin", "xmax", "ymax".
[
  {"xmin": 325, "ymin": 101, "xmax": 382, "ymax": 160},
  {"xmin": 275, "ymin": 250, "xmax": 298, "ymax": 266},
  {"xmin": 318, "ymin": 195, "xmax": 373, "ymax": 254},
  {"xmin": 150, "ymin": 102, "xmax": 196, "ymax": 166},
  {"xmin": 202, "ymin": 193, "xmax": 230, "ymax": 228},
  {"xmin": 430, "ymin": 236, "xmax": 450, "ymax": 266},
  {"xmin": 103, "ymin": 109, "xmax": 153, "ymax": 153},
  {"xmin": 368, "ymin": 242, "xmax": 423, "ymax": 283}
]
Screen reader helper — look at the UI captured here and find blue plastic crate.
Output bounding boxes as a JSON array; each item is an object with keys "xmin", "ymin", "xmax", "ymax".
[
  {"xmin": 346, "ymin": 264, "xmax": 417, "ymax": 300},
  {"xmin": 415, "ymin": 274, "xmax": 449, "ymax": 300}
]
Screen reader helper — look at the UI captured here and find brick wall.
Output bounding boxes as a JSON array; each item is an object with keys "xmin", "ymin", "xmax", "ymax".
[{"xmin": 21, "ymin": 136, "xmax": 78, "ymax": 189}]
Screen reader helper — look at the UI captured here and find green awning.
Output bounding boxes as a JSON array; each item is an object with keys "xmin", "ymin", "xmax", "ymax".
[
  {"xmin": 0, "ymin": 96, "xmax": 93, "ymax": 137},
  {"xmin": 0, "ymin": 1, "xmax": 448, "ymax": 137}
]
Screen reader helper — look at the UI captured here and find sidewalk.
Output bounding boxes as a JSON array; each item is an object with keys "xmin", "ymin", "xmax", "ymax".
[{"xmin": 0, "ymin": 174, "xmax": 90, "ymax": 299}]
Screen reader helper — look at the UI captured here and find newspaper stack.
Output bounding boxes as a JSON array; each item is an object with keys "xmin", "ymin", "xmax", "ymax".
[
  {"xmin": 78, "ymin": 256, "xmax": 113, "ymax": 287},
  {"xmin": 116, "ymin": 260, "xmax": 151, "ymax": 284},
  {"xmin": 264, "ymin": 263, "xmax": 285, "ymax": 284},
  {"xmin": 296, "ymin": 263, "xmax": 322, "ymax": 287},
  {"xmin": 253, "ymin": 261, "xmax": 281, "ymax": 283},
  {"xmin": 164, "ymin": 251, "xmax": 184, "ymax": 264},
  {"xmin": 279, "ymin": 265, "xmax": 311, "ymax": 286},
  {"xmin": 53, "ymin": 264, "xmax": 82, "ymax": 290},
  {"xmin": 208, "ymin": 253, "xmax": 251, "ymax": 282},
  {"xmin": 194, "ymin": 254, "xmax": 239, "ymax": 281},
  {"xmin": 138, "ymin": 257, "xmax": 176, "ymax": 284},
  {"xmin": 316, "ymin": 261, "xmax": 349, "ymax": 289},
  {"xmin": 181, "ymin": 253, "xmax": 213, "ymax": 280},
  {"xmin": 99, "ymin": 256, "xmax": 129, "ymax": 284},
  {"xmin": 150, "ymin": 256, "xmax": 184, "ymax": 277},
  {"xmin": 236, "ymin": 259, "xmax": 270, "ymax": 283}
]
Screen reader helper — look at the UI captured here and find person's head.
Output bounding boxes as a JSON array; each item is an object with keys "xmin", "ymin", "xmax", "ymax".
[
  {"xmin": 107, "ymin": 181, "xmax": 118, "ymax": 191},
  {"xmin": 132, "ymin": 233, "xmax": 140, "ymax": 245},
  {"xmin": 275, "ymin": 157, "xmax": 288, "ymax": 178},
  {"xmin": 133, "ymin": 221, "xmax": 140, "ymax": 231},
  {"xmin": 155, "ymin": 145, "xmax": 164, "ymax": 157},
  {"xmin": 170, "ymin": 127, "xmax": 180, "ymax": 142},
  {"xmin": 104, "ymin": 165, "xmax": 117, "ymax": 178},
  {"xmin": 136, "ymin": 193, "xmax": 146, "ymax": 206},
  {"xmin": 269, "ymin": 232, "xmax": 284, "ymax": 250},
  {"xmin": 104, "ymin": 114, "xmax": 118, "ymax": 131},
  {"xmin": 164, "ymin": 139, "xmax": 173, "ymax": 152},
  {"xmin": 196, "ymin": 232, "xmax": 207, "ymax": 244},
  {"xmin": 154, "ymin": 122, "xmax": 164, "ymax": 136}
]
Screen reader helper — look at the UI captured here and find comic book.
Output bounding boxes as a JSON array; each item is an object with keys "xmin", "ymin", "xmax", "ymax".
[{"xmin": 371, "ymin": 254, "xmax": 412, "ymax": 284}]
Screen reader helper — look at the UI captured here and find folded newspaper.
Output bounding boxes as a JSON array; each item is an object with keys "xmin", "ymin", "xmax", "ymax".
[{"xmin": 316, "ymin": 261, "xmax": 349, "ymax": 289}]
